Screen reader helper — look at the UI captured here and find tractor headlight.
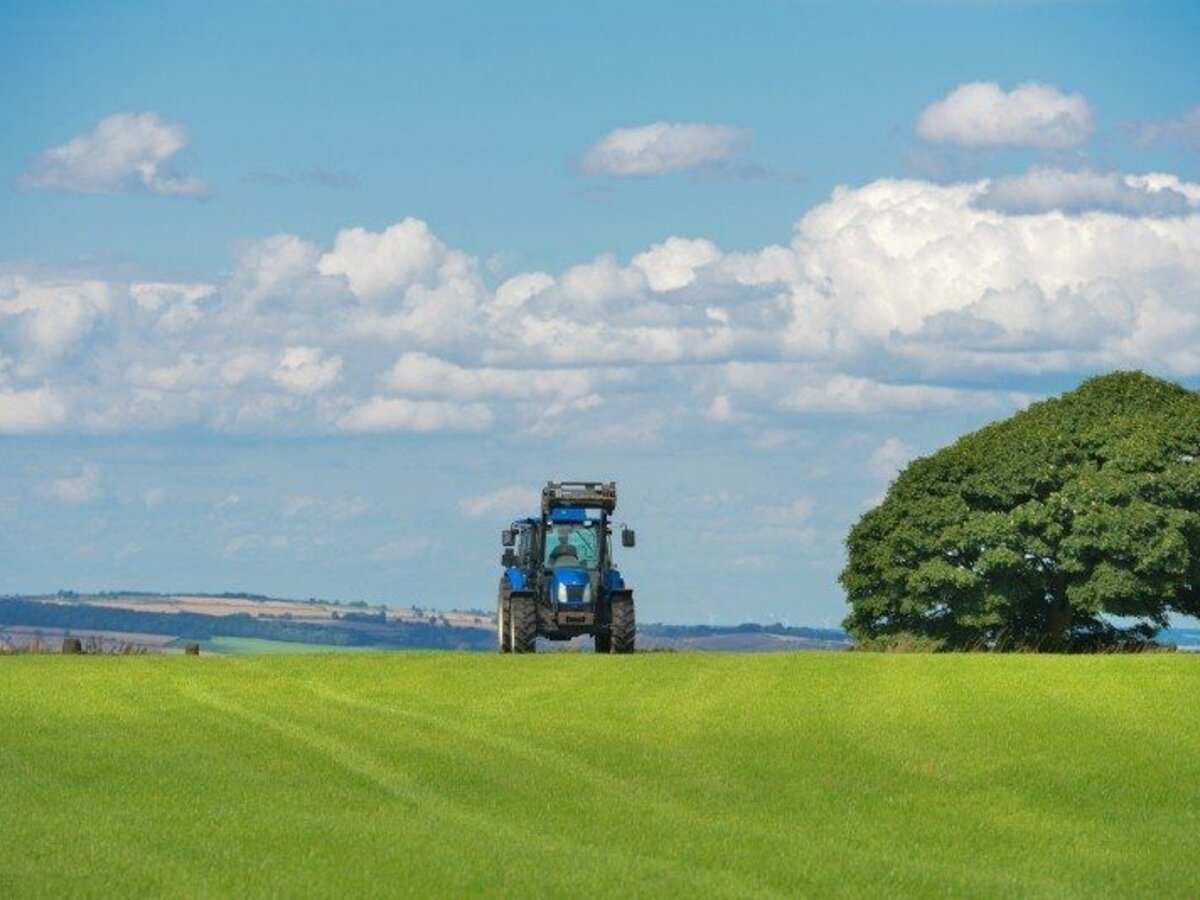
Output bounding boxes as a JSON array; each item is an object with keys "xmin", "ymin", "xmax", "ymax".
[
  {"xmin": 581, "ymin": 583, "xmax": 592, "ymax": 605},
  {"xmin": 557, "ymin": 582, "xmax": 568, "ymax": 604}
]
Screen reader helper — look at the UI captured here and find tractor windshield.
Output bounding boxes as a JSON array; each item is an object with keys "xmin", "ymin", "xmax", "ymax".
[{"xmin": 543, "ymin": 523, "xmax": 601, "ymax": 569}]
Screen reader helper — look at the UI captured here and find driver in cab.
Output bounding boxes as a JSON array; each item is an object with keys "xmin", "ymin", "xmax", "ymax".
[{"xmin": 548, "ymin": 528, "xmax": 579, "ymax": 566}]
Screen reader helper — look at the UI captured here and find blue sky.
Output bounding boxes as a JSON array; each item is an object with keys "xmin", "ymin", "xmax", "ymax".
[{"xmin": 2, "ymin": 1, "xmax": 1199, "ymax": 626}]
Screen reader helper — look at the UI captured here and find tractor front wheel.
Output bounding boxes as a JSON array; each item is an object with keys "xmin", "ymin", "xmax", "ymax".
[
  {"xmin": 509, "ymin": 595, "xmax": 537, "ymax": 653},
  {"xmin": 496, "ymin": 591, "xmax": 511, "ymax": 653},
  {"xmin": 610, "ymin": 595, "xmax": 635, "ymax": 654},
  {"xmin": 593, "ymin": 631, "xmax": 612, "ymax": 653}
]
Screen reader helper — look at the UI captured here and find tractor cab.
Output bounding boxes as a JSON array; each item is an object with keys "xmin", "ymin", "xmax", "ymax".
[{"xmin": 544, "ymin": 510, "xmax": 602, "ymax": 568}]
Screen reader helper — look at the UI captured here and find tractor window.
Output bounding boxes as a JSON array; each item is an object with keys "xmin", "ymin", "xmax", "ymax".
[{"xmin": 543, "ymin": 524, "xmax": 601, "ymax": 569}]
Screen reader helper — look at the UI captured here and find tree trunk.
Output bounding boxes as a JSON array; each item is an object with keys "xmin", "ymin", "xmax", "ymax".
[{"xmin": 1046, "ymin": 588, "xmax": 1073, "ymax": 651}]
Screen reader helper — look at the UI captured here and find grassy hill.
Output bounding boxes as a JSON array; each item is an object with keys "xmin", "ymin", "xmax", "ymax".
[{"xmin": 2, "ymin": 654, "xmax": 1198, "ymax": 896}]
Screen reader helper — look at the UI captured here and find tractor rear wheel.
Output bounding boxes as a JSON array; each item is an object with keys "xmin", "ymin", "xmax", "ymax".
[
  {"xmin": 510, "ymin": 595, "xmax": 537, "ymax": 653},
  {"xmin": 496, "ymin": 591, "xmax": 511, "ymax": 653},
  {"xmin": 610, "ymin": 595, "xmax": 635, "ymax": 654},
  {"xmin": 593, "ymin": 631, "xmax": 612, "ymax": 653}
]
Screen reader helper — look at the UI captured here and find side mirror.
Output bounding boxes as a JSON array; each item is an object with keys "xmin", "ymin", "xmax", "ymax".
[
  {"xmin": 501, "ymin": 549, "xmax": 518, "ymax": 567},
  {"xmin": 501, "ymin": 529, "xmax": 515, "ymax": 547},
  {"xmin": 621, "ymin": 528, "xmax": 636, "ymax": 548}
]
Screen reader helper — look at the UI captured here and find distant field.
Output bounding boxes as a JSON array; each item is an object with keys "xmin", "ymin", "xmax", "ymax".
[
  {"xmin": 0, "ymin": 592, "xmax": 850, "ymax": 652},
  {"xmin": 2, "ymin": 654, "xmax": 1199, "ymax": 896}
]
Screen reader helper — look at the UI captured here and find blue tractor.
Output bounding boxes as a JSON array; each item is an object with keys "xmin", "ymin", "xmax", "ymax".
[{"xmin": 497, "ymin": 481, "xmax": 636, "ymax": 653}]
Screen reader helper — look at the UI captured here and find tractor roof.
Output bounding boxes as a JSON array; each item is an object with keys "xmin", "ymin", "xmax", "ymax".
[{"xmin": 541, "ymin": 481, "xmax": 616, "ymax": 515}]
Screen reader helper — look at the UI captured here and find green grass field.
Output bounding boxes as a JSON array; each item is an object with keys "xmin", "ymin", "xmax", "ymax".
[
  {"xmin": 198, "ymin": 636, "xmax": 381, "ymax": 655},
  {"xmin": 2, "ymin": 654, "xmax": 1198, "ymax": 897}
]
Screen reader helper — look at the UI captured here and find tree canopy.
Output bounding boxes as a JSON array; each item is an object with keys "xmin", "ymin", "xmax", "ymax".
[{"xmin": 841, "ymin": 372, "xmax": 1200, "ymax": 650}]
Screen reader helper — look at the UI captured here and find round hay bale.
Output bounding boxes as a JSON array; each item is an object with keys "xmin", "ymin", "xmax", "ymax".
[{"xmin": 61, "ymin": 637, "xmax": 83, "ymax": 655}]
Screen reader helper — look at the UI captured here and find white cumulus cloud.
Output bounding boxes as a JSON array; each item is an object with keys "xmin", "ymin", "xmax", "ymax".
[
  {"xmin": 916, "ymin": 82, "xmax": 1093, "ymax": 149},
  {"xmin": 231, "ymin": 234, "xmax": 322, "ymax": 305},
  {"xmin": 315, "ymin": 220, "xmax": 484, "ymax": 345},
  {"xmin": 868, "ymin": 438, "xmax": 916, "ymax": 481},
  {"xmin": 271, "ymin": 346, "xmax": 343, "ymax": 395},
  {"xmin": 705, "ymin": 393, "xmax": 734, "ymax": 423},
  {"xmin": 782, "ymin": 377, "xmax": 976, "ymax": 415},
  {"xmin": 317, "ymin": 218, "xmax": 444, "ymax": 298},
  {"xmin": 1, "ymin": 274, "xmax": 113, "ymax": 360},
  {"xmin": 633, "ymin": 237, "xmax": 721, "ymax": 292},
  {"xmin": 776, "ymin": 176, "xmax": 1200, "ymax": 372},
  {"xmin": 459, "ymin": 485, "xmax": 539, "ymax": 518},
  {"xmin": 382, "ymin": 353, "xmax": 596, "ymax": 402},
  {"xmin": 493, "ymin": 272, "xmax": 554, "ymax": 313},
  {"xmin": 0, "ymin": 387, "xmax": 68, "ymax": 433},
  {"xmin": 18, "ymin": 112, "xmax": 209, "ymax": 197},
  {"xmin": 46, "ymin": 464, "xmax": 103, "ymax": 505},
  {"xmin": 338, "ymin": 397, "xmax": 493, "ymax": 433},
  {"xmin": 4, "ymin": 172, "xmax": 1200, "ymax": 438},
  {"xmin": 1124, "ymin": 106, "xmax": 1200, "ymax": 151},
  {"xmin": 130, "ymin": 282, "xmax": 216, "ymax": 332},
  {"xmin": 579, "ymin": 122, "xmax": 750, "ymax": 176}
]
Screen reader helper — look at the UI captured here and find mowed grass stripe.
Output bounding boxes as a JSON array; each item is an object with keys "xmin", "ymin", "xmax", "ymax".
[
  {"xmin": 2, "ymin": 654, "xmax": 1199, "ymax": 897},
  {"xmin": 181, "ymin": 677, "xmax": 773, "ymax": 898}
]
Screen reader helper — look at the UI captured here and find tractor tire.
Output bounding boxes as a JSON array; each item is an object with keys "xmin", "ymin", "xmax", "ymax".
[
  {"xmin": 509, "ymin": 595, "xmax": 537, "ymax": 654},
  {"xmin": 610, "ymin": 595, "xmax": 635, "ymax": 654},
  {"xmin": 593, "ymin": 631, "xmax": 612, "ymax": 654},
  {"xmin": 496, "ymin": 590, "xmax": 511, "ymax": 653}
]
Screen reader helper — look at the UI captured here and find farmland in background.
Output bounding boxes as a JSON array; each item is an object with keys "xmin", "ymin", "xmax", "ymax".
[{"xmin": 0, "ymin": 592, "xmax": 849, "ymax": 653}]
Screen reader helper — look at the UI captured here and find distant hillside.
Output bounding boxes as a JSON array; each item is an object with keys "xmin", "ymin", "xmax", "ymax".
[
  {"xmin": 0, "ymin": 591, "xmax": 851, "ymax": 653},
  {"xmin": 5, "ymin": 592, "xmax": 1194, "ymax": 654},
  {"xmin": 0, "ymin": 593, "xmax": 492, "ymax": 652}
]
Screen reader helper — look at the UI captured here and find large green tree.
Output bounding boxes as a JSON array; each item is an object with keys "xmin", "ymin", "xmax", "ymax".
[{"xmin": 842, "ymin": 372, "xmax": 1200, "ymax": 650}]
